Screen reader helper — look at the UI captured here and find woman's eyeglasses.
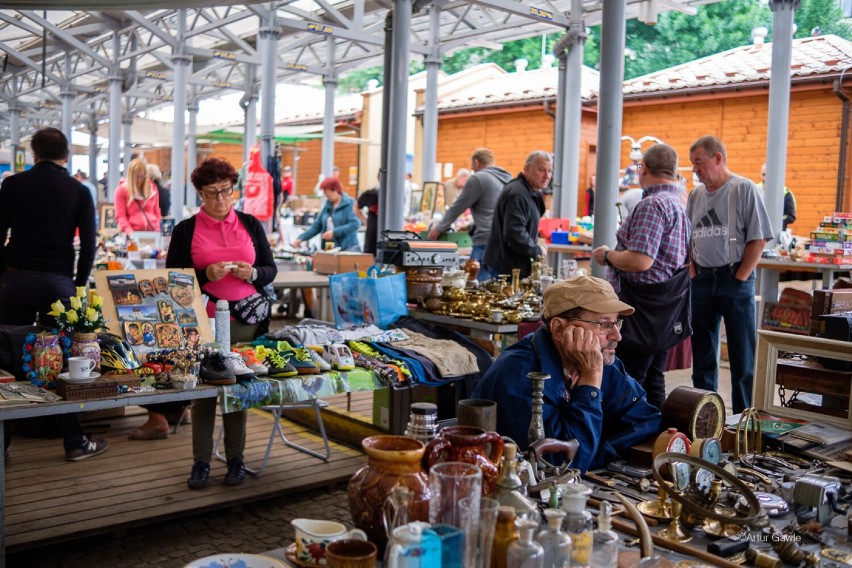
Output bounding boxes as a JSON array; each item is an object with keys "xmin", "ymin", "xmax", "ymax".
[{"xmin": 201, "ymin": 186, "xmax": 233, "ymax": 199}]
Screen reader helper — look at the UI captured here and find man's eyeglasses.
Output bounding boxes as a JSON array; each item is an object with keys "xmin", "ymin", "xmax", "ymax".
[
  {"xmin": 201, "ymin": 186, "xmax": 233, "ymax": 199},
  {"xmin": 570, "ymin": 318, "xmax": 623, "ymax": 334}
]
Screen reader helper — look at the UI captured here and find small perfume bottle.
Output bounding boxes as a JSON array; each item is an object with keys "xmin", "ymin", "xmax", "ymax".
[
  {"xmin": 506, "ymin": 517, "xmax": 544, "ymax": 568},
  {"xmin": 590, "ymin": 501, "xmax": 619, "ymax": 568},
  {"xmin": 561, "ymin": 484, "xmax": 593, "ymax": 567},
  {"xmin": 536, "ymin": 508, "xmax": 572, "ymax": 568}
]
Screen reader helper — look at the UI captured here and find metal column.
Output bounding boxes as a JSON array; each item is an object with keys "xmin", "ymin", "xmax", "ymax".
[
  {"xmin": 385, "ymin": 0, "xmax": 413, "ymax": 231},
  {"xmin": 243, "ymin": 64, "xmax": 258, "ymax": 165},
  {"xmin": 321, "ymin": 37, "xmax": 337, "ymax": 179},
  {"xmin": 187, "ymin": 97, "xmax": 199, "ymax": 195},
  {"xmin": 9, "ymin": 80, "xmax": 20, "ymax": 167},
  {"xmin": 122, "ymin": 113, "xmax": 133, "ymax": 173},
  {"xmin": 760, "ymin": 0, "xmax": 799, "ymax": 304},
  {"xmin": 60, "ymin": 53, "xmax": 75, "ymax": 157},
  {"xmin": 88, "ymin": 112, "xmax": 99, "ymax": 193},
  {"xmin": 591, "ymin": 0, "xmax": 626, "ymax": 278},
  {"xmin": 258, "ymin": 5, "xmax": 279, "ymax": 169},
  {"xmin": 171, "ymin": 9, "xmax": 190, "ymax": 222},
  {"xmin": 421, "ymin": 5, "xmax": 441, "ymax": 183},
  {"xmin": 108, "ymin": 31, "xmax": 122, "ymax": 200}
]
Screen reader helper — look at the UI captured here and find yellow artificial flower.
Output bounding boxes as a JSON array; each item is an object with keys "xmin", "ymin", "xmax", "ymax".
[
  {"xmin": 70, "ymin": 296, "xmax": 82, "ymax": 310},
  {"xmin": 66, "ymin": 310, "xmax": 79, "ymax": 324},
  {"xmin": 90, "ymin": 294, "xmax": 103, "ymax": 308},
  {"xmin": 76, "ymin": 286, "xmax": 86, "ymax": 298},
  {"xmin": 85, "ymin": 307, "xmax": 98, "ymax": 322},
  {"xmin": 48, "ymin": 300, "xmax": 65, "ymax": 317}
]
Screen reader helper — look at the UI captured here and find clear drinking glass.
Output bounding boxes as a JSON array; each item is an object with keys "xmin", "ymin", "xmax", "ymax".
[
  {"xmin": 461, "ymin": 495, "xmax": 499, "ymax": 568},
  {"xmin": 429, "ymin": 462, "xmax": 482, "ymax": 567}
]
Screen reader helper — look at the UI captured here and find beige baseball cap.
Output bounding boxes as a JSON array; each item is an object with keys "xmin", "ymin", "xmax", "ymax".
[{"xmin": 542, "ymin": 275, "xmax": 635, "ymax": 319}]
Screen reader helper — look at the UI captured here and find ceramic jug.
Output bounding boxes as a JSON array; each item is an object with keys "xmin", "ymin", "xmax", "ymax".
[
  {"xmin": 422, "ymin": 425, "xmax": 504, "ymax": 495},
  {"xmin": 347, "ymin": 436, "xmax": 430, "ymax": 555},
  {"xmin": 387, "ymin": 522, "xmax": 441, "ymax": 568}
]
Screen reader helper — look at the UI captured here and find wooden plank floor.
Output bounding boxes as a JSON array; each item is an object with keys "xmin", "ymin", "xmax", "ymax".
[{"xmin": 4, "ymin": 394, "xmax": 374, "ymax": 553}]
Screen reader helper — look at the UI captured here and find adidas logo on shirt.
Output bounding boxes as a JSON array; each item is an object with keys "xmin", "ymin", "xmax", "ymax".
[{"xmin": 693, "ymin": 209, "xmax": 728, "ymax": 239}]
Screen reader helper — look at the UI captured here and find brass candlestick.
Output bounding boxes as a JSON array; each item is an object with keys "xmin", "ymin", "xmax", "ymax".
[
  {"xmin": 638, "ymin": 484, "xmax": 671, "ymax": 520},
  {"xmin": 527, "ymin": 372, "xmax": 550, "ymax": 446},
  {"xmin": 659, "ymin": 500, "xmax": 692, "ymax": 543}
]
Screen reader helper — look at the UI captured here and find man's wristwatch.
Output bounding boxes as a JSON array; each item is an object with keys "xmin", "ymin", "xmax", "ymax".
[{"xmin": 603, "ymin": 250, "xmax": 612, "ymax": 267}]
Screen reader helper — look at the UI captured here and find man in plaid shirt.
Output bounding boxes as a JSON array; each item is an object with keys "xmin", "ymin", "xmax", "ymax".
[{"xmin": 592, "ymin": 143, "xmax": 690, "ymax": 408}]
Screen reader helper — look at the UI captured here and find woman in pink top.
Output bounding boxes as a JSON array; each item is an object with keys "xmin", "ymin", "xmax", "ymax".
[{"xmin": 114, "ymin": 158, "xmax": 161, "ymax": 236}]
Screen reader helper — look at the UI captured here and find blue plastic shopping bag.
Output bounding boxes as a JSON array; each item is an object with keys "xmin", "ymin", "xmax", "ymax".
[{"xmin": 329, "ymin": 267, "xmax": 408, "ymax": 329}]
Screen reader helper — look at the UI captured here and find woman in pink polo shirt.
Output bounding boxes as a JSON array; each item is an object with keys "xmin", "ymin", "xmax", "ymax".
[
  {"xmin": 114, "ymin": 158, "xmax": 161, "ymax": 236},
  {"xmin": 164, "ymin": 158, "xmax": 277, "ymax": 489}
]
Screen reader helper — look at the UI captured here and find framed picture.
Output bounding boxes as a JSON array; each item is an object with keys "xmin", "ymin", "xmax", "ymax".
[
  {"xmin": 99, "ymin": 203, "xmax": 118, "ymax": 234},
  {"xmin": 409, "ymin": 190, "xmax": 423, "ymax": 217},
  {"xmin": 14, "ymin": 148, "xmax": 26, "ymax": 173},
  {"xmin": 419, "ymin": 181, "xmax": 440, "ymax": 216}
]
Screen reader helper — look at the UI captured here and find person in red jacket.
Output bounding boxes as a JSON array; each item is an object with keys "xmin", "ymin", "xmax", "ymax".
[{"xmin": 114, "ymin": 158, "xmax": 161, "ymax": 237}]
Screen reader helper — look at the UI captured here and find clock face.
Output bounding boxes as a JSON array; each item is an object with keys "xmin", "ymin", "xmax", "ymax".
[
  {"xmin": 693, "ymin": 467, "xmax": 714, "ymax": 493},
  {"xmin": 691, "ymin": 393, "xmax": 725, "ymax": 439},
  {"xmin": 693, "ymin": 438, "xmax": 722, "ymax": 465},
  {"xmin": 669, "ymin": 436, "xmax": 689, "ymax": 454},
  {"xmin": 672, "ymin": 461, "xmax": 691, "ymax": 491}
]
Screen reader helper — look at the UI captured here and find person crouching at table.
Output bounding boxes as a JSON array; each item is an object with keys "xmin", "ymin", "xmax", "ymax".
[{"xmin": 165, "ymin": 157, "xmax": 277, "ymax": 489}]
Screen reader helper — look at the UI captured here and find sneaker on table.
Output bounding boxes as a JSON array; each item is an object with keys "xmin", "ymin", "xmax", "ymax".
[
  {"xmin": 233, "ymin": 348, "xmax": 268, "ymax": 376},
  {"xmin": 200, "ymin": 351, "xmax": 237, "ymax": 385},
  {"xmin": 302, "ymin": 345, "xmax": 332, "ymax": 371},
  {"xmin": 224, "ymin": 352, "xmax": 258, "ymax": 382},
  {"xmin": 279, "ymin": 348, "xmax": 320, "ymax": 375},
  {"xmin": 256, "ymin": 346, "xmax": 298, "ymax": 378},
  {"xmin": 66, "ymin": 436, "xmax": 108, "ymax": 461}
]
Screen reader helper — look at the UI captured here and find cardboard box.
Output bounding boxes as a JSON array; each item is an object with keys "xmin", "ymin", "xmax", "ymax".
[
  {"xmin": 313, "ymin": 251, "xmax": 374, "ymax": 275},
  {"xmin": 811, "ymin": 289, "xmax": 852, "ymax": 317},
  {"xmin": 761, "ymin": 302, "xmax": 810, "ymax": 335}
]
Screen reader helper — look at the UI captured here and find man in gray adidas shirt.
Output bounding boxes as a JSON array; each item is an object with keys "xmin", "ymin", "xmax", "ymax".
[
  {"xmin": 429, "ymin": 148, "xmax": 512, "ymax": 278},
  {"xmin": 687, "ymin": 135, "xmax": 774, "ymax": 414}
]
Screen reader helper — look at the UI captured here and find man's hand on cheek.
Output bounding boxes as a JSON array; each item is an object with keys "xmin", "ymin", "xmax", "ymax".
[{"xmin": 560, "ymin": 325, "xmax": 604, "ymax": 388}]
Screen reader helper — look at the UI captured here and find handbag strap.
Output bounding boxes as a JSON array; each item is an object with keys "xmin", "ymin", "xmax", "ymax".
[{"xmin": 135, "ymin": 198, "xmax": 154, "ymax": 231}]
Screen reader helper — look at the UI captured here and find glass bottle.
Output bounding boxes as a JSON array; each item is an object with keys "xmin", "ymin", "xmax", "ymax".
[
  {"xmin": 537, "ymin": 508, "xmax": 572, "ymax": 568},
  {"xmin": 382, "ymin": 486, "xmax": 412, "ymax": 566},
  {"xmin": 561, "ymin": 484, "xmax": 593, "ymax": 567},
  {"xmin": 491, "ymin": 443, "xmax": 537, "ymax": 517},
  {"xmin": 490, "ymin": 505, "xmax": 518, "ymax": 568},
  {"xmin": 590, "ymin": 501, "xmax": 619, "ymax": 568},
  {"xmin": 507, "ymin": 517, "xmax": 544, "ymax": 568}
]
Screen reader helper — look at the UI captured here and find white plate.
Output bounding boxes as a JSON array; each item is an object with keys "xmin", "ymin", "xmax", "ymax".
[
  {"xmin": 59, "ymin": 372, "xmax": 101, "ymax": 384},
  {"xmin": 183, "ymin": 553, "xmax": 288, "ymax": 568}
]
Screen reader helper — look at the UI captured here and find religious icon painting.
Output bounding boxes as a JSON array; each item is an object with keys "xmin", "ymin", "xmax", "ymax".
[
  {"xmin": 124, "ymin": 322, "xmax": 144, "ymax": 346},
  {"xmin": 138, "ymin": 279, "xmax": 155, "ymax": 299},
  {"xmin": 176, "ymin": 308, "xmax": 198, "ymax": 326},
  {"xmin": 158, "ymin": 300, "xmax": 177, "ymax": 323},
  {"xmin": 141, "ymin": 323, "xmax": 157, "ymax": 347},
  {"xmin": 155, "ymin": 323, "xmax": 181, "ymax": 348},
  {"xmin": 153, "ymin": 277, "xmax": 168, "ymax": 296},
  {"xmin": 116, "ymin": 305, "xmax": 159, "ymax": 322},
  {"xmin": 168, "ymin": 271, "xmax": 196, "ymax": 307},
  {"xmin": 182, "ymin": 326, "xmax": 201, "ymax": 349},
  {"xmin": 107, "ymin": 274, "xmax": 142, "ymax": 306}
]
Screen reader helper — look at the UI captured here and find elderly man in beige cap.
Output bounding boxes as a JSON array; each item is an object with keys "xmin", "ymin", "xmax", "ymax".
[{"xmin": 472, "ymin": 275, "xmax": 661, "ymax": 474}]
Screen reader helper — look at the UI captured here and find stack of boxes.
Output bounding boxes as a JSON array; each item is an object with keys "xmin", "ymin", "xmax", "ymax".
[
  {"xmin": 805, "ymin": 212, "xmax": 852, "ymax": 264},
  {"xmin": 810, "ymin": 288, "xmax": 852, "ymax": 336}
]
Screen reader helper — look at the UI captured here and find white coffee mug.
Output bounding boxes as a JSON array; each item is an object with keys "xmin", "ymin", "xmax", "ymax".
[{"xmin": 68, "ymin": 357, "xmax": 96, "ymax": 380}]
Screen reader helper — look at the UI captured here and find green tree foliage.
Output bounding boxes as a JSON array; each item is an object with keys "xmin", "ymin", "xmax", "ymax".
[{"xmin": 336, "ymin": 0, "xmax": 851, "ymax": 89}]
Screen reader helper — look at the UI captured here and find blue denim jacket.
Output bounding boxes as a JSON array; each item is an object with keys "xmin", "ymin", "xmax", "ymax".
[{"xmin": 472, "ymin": 327, "xmax": 661, "ymax": 473}]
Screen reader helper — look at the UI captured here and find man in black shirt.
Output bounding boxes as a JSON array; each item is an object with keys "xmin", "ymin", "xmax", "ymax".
[{"xmin": 0, "ymin": 127, "xmax": 107, "ymax": 461}]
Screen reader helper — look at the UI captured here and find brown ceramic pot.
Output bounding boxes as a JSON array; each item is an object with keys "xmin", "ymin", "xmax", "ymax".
[
  {"xmin": 422, "ymin": 425, "xmax": 505, "ymax": 495},
  {"xmin": 405, "ymin": 267, "xmax": 443, "ymax": 304},
  {"xmin": 347, "ymin": 436, "xmax": 430, "ymax": 554}
]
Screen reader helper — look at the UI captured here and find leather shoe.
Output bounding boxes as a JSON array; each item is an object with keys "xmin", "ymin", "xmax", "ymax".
[{"xmin": 128, "ymin": 427, "xmax": 169, "ymax": 440}]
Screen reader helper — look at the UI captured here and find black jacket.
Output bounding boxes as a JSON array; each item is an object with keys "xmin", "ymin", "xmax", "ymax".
[
  {"xmin": 0, "ymin": 161, "xmax": 96, "ymax": 286},
  {"xmin": 483, "ymin": 173, "xmax": 545, "ymax": 278},
  {"xmin": 165, "ymin": 210, "xmax": 277, "ymax": 292}
]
